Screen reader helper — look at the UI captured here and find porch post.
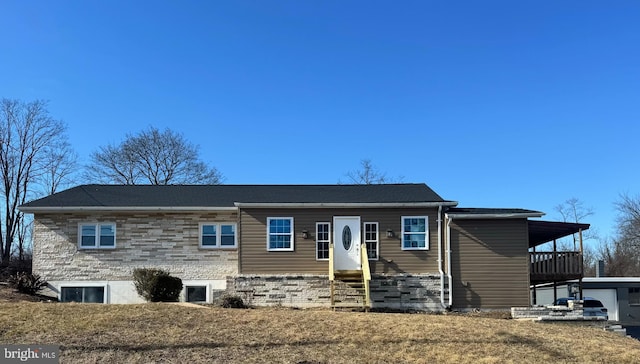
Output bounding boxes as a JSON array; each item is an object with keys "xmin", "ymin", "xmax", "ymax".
[
  {"xmin": 579, "ymin": 228, "xmax": 584, "ymax": 299},
  {"xmin": 552, "ymin": 239, "xmax": 557, "ymax": 302}
]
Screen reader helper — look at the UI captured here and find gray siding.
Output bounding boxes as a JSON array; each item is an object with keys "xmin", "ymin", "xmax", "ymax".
[
  {"xmin": 239, "ymin": 208, "xmax": 441, "ymax": 274},
  {"xmin": 450, "ymin": 218, "xmax": 530, "ymax": 309}
]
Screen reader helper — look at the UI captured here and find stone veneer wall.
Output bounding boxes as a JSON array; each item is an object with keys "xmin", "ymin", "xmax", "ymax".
[
  {"xmin": 226, "ymin": 274, "xmax": 444, "ymax": 310},
  {"xmin": 370, "ymin": 274, "xmax": 443, "ymax": 310},
  {"xmin": 32, "ymin": 212, "xmax": 238, "ymax": 281}
]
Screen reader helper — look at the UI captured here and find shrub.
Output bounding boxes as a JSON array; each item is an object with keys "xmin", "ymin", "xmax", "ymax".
[
  {"xmin": 9, "ymin": 272, "xmax": 48, "ymax": 295},
  {"xmin": 133, "ymin": 268, "xmax": 183, "ymax": 302},
  {"xmin": 220, "ymin": 294, "xmax": 247, "ymax": 308}
]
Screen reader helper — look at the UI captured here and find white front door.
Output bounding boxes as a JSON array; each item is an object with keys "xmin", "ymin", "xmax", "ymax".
[{"xmin": 333, "ymin": 216, "xmax": 361, "ymax": 270}]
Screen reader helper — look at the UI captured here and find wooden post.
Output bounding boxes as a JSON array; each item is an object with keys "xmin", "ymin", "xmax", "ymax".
[
  {"xmin": 552, "ymin": 239, "xmax": 558, "ymax": 303},
  {"xmin": 579, "ymin": 229, "xmax": 584, "ymax": 299},
  {"xmin": 553, "ymin": 239, "xmax": 558, "ymax": 276}
]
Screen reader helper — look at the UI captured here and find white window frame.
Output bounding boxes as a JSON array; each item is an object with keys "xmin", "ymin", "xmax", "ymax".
[
  {"xmin": 199, "ymin": 223, "xmax": 237, "ymax": 249},
  {"xmin": 316, "ymin": 222, "xmax": 331, "ymax": 261},
  {"xmin": 78, "ymin": 223, "xmax": 116, "ymax": 249},
  {"xmin": 60, "ymin": 284, "xmax": 107, "ymax": 303},
  {"xmin": 364, "ymin": 222, "xmax": 379, "ymax": 260},
  {"xmin": 267, "ymin": 217, "xmax": 294, "ymax": 252},
  {"xmin": 401, "ymin": 216, "xmax": 429, "ymax": 251},
  {"xmin": 184, "ymin": 283, "xmax": 210, "ymax": 303}
]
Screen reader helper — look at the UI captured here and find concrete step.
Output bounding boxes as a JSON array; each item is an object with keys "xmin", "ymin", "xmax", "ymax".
[{"xmin": 605, "ymin": 325, "xmax": 627, "ymax": 336}]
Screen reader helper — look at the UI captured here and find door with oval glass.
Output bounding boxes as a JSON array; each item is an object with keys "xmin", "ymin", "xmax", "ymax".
[{"xmin": 333, "ymin": 216, "xmax": 361, "ymax": 270}]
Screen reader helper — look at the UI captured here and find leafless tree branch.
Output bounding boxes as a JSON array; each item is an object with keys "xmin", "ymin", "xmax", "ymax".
[
  {"xmin": 87, "ymin": 126, "xmax": 223, "ymax": 185},
  {"xmin": 0, "ymin": 99, "xmax": 70, "ymax": 263}
]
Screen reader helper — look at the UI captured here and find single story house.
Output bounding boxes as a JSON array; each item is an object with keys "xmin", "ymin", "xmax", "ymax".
[{"xmin": 18, "ymin": 183, "xmax": 588, "ymax": 311}]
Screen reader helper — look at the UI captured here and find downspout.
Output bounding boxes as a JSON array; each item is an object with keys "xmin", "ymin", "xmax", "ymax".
[
  {"xmin": 446, "ymin": 215, "xmax": 453, "ymax": 308},
  {"xmin": 437, "ymin": 205, "xmax": 446, "ymax": 309}
]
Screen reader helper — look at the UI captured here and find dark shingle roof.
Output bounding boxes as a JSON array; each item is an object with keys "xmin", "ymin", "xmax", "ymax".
[{"xmin": 19, "ymin": 183, "xmax": 452, "ymax": 211}]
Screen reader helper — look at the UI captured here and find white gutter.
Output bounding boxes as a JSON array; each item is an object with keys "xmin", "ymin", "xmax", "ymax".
[
  {"xmin": 445, "ymin": 212, "xmax": 544, "ymax": 219},
  {"xmin": 234, "ymin": 201, "xmax": 458, "ymax": 208},
  {"xmin": 437, "ymin": 204, "xmax": 447, "ymax": 309},
  {"xmin": 446, "ymin": 214, "xmax": 453, "ymax": 308},
  {"xmin": 18, "ymin": 206, "xmax": 239, "ymax": 213}
]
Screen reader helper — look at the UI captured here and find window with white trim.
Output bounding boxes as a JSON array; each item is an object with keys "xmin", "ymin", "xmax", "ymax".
[
  {"xmin": 401, "ymin": 216, "xmax": 429, "ymax": 250},
  {"xmin": 267, "ymin": 217, "xmax": 294, "ymax": 251},
  {"xmin": 186, "ymin": 286, "xmax": 208, "ymax": 303},
  {"xmin": 200, "ymin": 223, "xmax": 237, "ymax": 248},
  {"xmin": 364, "ymin": 222, "xmax": 379, "ymax": 260},
  {"xmin": 630, "ymin": 287, "xmax": 640, "ymax": 306},
  {"xmin": 78, "ymin": 223, "xmax": 116, "ymax": 249},
  {"xmin": 61, "ymin": 286, "xmax": 106, "ymax": 303},
  {"xmin": 316, "ymin": 222, "xmax": 330, "ymax": 260}
]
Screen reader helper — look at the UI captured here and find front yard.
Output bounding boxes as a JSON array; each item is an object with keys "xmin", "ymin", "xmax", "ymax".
[{"xmin": 1, "ymin": 301, "xmax": 639, "ymax": 363}]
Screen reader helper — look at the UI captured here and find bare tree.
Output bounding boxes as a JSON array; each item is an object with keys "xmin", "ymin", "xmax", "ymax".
[
  {"xmin": 554, "ymin": 197, "xmax": 597, "ymax": 250},
  {"xmin": 40, "ymin": 140, "xmax": 78, "ymax": 195},
  {"xmin": 88, "ymin": 144, "xmax": 139, "ymax": 184},
  {"xmin": 615, "ymin": 193, "xmax": 640, "ymax": 247},
  {"xmin": 598, "ymin": 193, "xmax": 640, "ymax": 276},
  {"xmin": 87, "ymin": 126, "xmax": 223, "ymax": 185},
  {"xmin": 0, "ymin": 99, "xmax": 69, "ymax": 263},
  {"xmin": 344, "ymin": 159, "xmax": 396, "ymax": 185}
]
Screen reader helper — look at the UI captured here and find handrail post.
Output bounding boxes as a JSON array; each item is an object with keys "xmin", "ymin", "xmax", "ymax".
[
  {"xmin": 329, "ymin": 242, "xmax": 335, "ymax": 308},
  {"xmin": 361, "ymin": 244, "xmax": 371, "ymax": 310},
  {"xmin": 329, "ymin": 242, "xmax": 334, "ymax": 281}
]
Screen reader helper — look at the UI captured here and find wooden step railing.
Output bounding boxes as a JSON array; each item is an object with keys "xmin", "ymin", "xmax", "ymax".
[{"xmin": 360, "ymin": 243, "xmax": 371, "ymax": 310}]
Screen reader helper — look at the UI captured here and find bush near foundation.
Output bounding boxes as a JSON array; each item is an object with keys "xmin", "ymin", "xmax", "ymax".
[
  {"xmin": 133, "ymin": 268, "xmax": 183, "ymax": 302},
  {"xmin": 220, "ymin": 294, "xmax": 247, "ymax": 308},
  {"xmin": 9, "ymin": 272, "xmax": 48, "ymax": 295}
]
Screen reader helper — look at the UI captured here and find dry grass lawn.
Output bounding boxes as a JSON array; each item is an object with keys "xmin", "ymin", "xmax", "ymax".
[{"xmin": 1, "ymin": 302, "xmax": 639, "ymax": 363}]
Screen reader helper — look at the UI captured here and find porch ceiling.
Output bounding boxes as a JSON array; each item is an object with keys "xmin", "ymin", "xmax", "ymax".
[{"xmin": 528, "ymin": 220, "xmax": 590, "ymax": 248}]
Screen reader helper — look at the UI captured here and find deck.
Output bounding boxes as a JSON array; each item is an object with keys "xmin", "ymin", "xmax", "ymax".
[{"xmin": 530, "ymin": 251, "xmax": 583, "ymax": 284}]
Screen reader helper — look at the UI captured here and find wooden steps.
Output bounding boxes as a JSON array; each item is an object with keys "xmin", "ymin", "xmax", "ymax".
[
  {"xmin": 331, "ymin": 270, "xmax": 369, "ymax": 311},
  {"xmin": 328, "ymin": 244, "xmax": 372, "ymax": 312}
]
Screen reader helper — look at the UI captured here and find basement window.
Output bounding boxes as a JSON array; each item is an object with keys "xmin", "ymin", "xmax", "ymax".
[
  {"xmin": 630, "ymin": 287, "xmax": 640, "ymax": 306},
  {"xmin": 186, "ymin": 286, "xmax": 207, "ymax": 303},
  {"xmin": 61, "ymin": 286, "xmax": 106, "ymax": 303}
]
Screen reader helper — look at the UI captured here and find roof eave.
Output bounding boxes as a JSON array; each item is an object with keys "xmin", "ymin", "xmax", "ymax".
[
  {"xmin": 18, "ymin": 206, "xmax": 239, "ymax": 213},
  {"xmin": 234, "ymin": 201, "xmax": 459, "ymax": 208},
  {"xmin": 446, "ymin": 212, "xmax": 545, "ymax": 219}
]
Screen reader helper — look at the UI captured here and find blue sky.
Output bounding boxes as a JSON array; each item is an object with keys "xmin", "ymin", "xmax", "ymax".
[{"xmin": 1, "ymin": 1, "xmax": 639, "ymax": 242}]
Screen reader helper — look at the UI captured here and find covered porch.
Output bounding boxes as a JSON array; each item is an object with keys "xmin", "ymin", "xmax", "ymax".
[{"xmin": 528, "ymin": 220, "xmax": 590, "ymax": 304}]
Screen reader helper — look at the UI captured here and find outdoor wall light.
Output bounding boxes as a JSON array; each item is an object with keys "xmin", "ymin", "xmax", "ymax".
[
  {"xmin": 386, "ymin": 229, "xmax": 394, "ymax": 238},
  {"xmin": 302, "ymin": 230, "xmax": 309, "ymax": 239}
]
